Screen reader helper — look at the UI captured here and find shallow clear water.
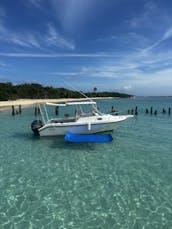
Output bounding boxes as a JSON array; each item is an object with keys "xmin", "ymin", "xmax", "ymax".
[{"xmin": 0, "ymin": 97, "xmax": 172, "ymax": 228}]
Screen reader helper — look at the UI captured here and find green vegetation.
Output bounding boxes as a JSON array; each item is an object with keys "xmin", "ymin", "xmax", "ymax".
[{"xmin": 0, "ymin": 82, "xmax": 132, "ymax": 101}]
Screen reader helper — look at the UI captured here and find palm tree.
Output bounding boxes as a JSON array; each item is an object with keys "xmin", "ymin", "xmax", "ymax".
[{"xmin": 93, "ymin": 87, "xmax": 97, "ymax": 93}]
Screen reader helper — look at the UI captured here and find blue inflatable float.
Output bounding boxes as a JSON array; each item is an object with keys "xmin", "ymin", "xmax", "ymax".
[{"xmin": 64, "ymin": 132, "xmax": 113, "ymax": 143}]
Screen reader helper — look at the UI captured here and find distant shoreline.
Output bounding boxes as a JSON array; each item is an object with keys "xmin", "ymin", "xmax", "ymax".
[{"xmin": 0, "ymin": 97, "xmax": 115, "ymax": 110}]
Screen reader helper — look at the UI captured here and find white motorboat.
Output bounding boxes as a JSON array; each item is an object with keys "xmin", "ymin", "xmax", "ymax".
[{"xmin": 31, "ymin": 100, "xmax": 133, "ymax": 136}]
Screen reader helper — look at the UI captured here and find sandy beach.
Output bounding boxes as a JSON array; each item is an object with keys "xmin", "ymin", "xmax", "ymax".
[{"xmin": 0, "ymin": 97, "xmax": 113, "ymax": 110}]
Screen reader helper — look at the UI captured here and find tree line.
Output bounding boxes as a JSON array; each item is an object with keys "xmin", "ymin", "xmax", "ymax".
[{"xmin": 0, "ymin": 82, "xmax": 132, "ymax": 101}]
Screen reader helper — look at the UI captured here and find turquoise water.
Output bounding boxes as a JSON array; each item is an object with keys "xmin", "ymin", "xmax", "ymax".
[{"xmin": 0, "ymin": 97, "xmax": 172, "ymax": 228}]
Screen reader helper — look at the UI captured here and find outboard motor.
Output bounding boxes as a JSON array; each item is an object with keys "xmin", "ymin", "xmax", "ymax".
[{"xmin": 31, "ymin": 120, "xmax": 43, "ymax": 135}]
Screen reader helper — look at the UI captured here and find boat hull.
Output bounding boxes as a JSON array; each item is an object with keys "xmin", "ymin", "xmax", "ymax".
[{"xmin": 39, "ymin": 122, "xmax": 118, "ymax": 136}]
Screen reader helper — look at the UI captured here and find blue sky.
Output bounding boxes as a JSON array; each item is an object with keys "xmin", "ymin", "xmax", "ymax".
[{"xmin": 0, "ymin": 0, "xmax": 172, "ymax": 95}]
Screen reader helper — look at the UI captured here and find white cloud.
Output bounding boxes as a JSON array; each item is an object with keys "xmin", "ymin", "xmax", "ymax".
[
  {"xmin": 50, "ymin": 72, "xmax": 79, "ymax": 76},
  {"xmin": 10, "ymin": 33, "xmax": 40, "ymax": 48},
  {"xmin": 128, "ymin": 1, "xmax": 167, "ymax": 30},
  {"xmin": 0, "ymin": 18, "xmax": 75, "ymax": 50},
  {"xmin": 46, "ymin": 48, "xmax": 172, "ymax": 95},
  {"xmin": 1, "ymin": 37, "xmax": 172, "ymax": 95},
  {"xmin": 142, "ymin": 26, "xmax": 172, "ymax": 53},
  {"xmin": 127, "ymin": 67, "xmax": 172, "ymax": 95},
  {"xmin": 128, "ymin": 2, "xmax": 172, "ymax": 53},
  {"xmin": 96, "ymin": 35, "xmax": 118, "ymax": 42},
  {"xmin": 0, "ymin": 62, "xmax": 6, "ymax": 68},
  {"xmin": 27, "ymin": 0, "xmax": 42, "ymax": 8},
  {"xmin": 0, "ymin": 19, "xmax": 41, "ymax": 48},
  {"xmin": 50, "ymin": 0, "xmax": 105, "ymax": 32},
  {"xmin": 0, "ymin": 8, "xmax": 74, "ymax": 50},
  {"xmin": 45, "ymin": 24, "xmax": 75, "ymax": 50},
  {"xmin": 0, "ymin": 7, "xmax": 6, "ymax": 18},
  {"xmin": 0, "ymin": 52, "xmax": 119, "ymax": 58},
  {"xmin": 123, "ymin": 85, "xmax": 132, "ymax": 90},
  {"xmin": 162, "ymin": 26, "xmax": 172, "ymax": 40}
]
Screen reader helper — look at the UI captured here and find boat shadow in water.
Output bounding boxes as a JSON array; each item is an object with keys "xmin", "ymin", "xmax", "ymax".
[
  {"xmin": 12, "ymin": 132, "xmax": 38, "ymax": 141},
  {"xmin": 51, "ymin": 138, "xmax": 97, "ymax": 151}
]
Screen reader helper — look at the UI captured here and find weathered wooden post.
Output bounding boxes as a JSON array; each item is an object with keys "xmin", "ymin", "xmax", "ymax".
[
  {"xmin": 34, "ymin": 106, "xmax": 38, "ymax": 116},
  {"xmin": 150, "ymin": 107, "xmax": 153, "ymax": 115},
  {"xmin": 168, "ymin": 107, "xmax": 171, "ymax": 115},
  {"xmin": 12, "ymin": 105, "xmax": 15, "ymax": 116},
  {"xmin": 38, "ymin": 106, "xmax": 40, "ymax": 115},
  {"xmin": 135, "ymin": 106, "xmax": 138, "ymax": 115},
  {"xmin": 162, "ymin": 108, "xmax": 166, "ymax": 114},
  {"xmin": 55, "ymin": 106, "xmax": 59, "ymax": 115},
  {"xmin": 19, "ymin": 105, "xmax": 22, "ymax": 114}
]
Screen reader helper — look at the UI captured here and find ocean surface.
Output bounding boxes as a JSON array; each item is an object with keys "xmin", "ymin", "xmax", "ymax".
[{"xmin": 0, "ymin": 97, "xmax": 172, "ymax": 228}]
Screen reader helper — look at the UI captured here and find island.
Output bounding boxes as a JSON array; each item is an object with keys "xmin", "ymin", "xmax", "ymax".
[{"xmin": 0, "ymin": 82, "xmax": 132, "ymax": 101}]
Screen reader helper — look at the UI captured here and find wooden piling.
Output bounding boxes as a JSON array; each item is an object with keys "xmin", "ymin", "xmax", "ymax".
[
  {"xmin": 55, "ymin": 106, "xmax": 59, "ymax": 115},
  {"xmin": 150, "ymin": 107, "xmax": 153, "ymax": 115},
  {"xmin": 38, "ymin": 106, "xmax": 40, "ymax": 115},
  {"xmin": 168, "ymin": 107, "xmax": 171, "ymax": 115},
  {"xmin": 12, "ymin": 105, "xmax": 15, "ymax": 116},
  {"xmin": 19, "ymin": 105, "xmax": 21, "ymax": 114},
  {"xmin": 135, "ymin": 106, "xmax": 138, "ymax": 115},
  {"xmin": 34, "ymin": 106, "xmax": 38, "ymax": 116},
  {"xmin": 162, "ymin": 108, "xmax": 166, "ymax": 114}
]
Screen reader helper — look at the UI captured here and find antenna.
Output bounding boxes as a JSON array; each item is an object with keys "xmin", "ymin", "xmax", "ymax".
[
  {"xmin": 63, "ymin": 81, "xmax": 102, "ymax": 115},
  {"xmin": 63, "ymin": 81, "xmax": 94, "ymax": 102}
]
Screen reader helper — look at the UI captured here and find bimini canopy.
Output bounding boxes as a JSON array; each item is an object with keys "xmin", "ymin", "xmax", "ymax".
[
  {"xmin": 66, "ymin": 101, "xmax": 96, "ymax": 106},
  {"xmin": 46, "ymin": 101, "xmax": 96, "ymax": 107},
  {"xmin": 46, "ymin": 102, "xmax": 66, "ymax": 106}
]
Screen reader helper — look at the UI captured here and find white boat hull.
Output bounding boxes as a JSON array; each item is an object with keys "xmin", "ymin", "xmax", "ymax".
[
  {"xmin": 39, "ymin": 122, "xmax": 117, "ymax": 136},
  {"xmin": 38, "ymin": 115, "xmax": 132, "ymax": 136}
]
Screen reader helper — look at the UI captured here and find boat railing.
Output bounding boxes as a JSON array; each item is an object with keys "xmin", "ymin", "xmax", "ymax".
[
  {"xmin": 48, "ymin": 117, "xmax": 76, "ymax": 124},
  {"xmin": 38, "ymin": 101, "xmax": 104, "ymax": 124}
]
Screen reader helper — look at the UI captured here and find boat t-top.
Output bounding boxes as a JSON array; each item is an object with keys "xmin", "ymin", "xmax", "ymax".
[{"xmin": 31, "ymin": 100, "xmax": 133, "ymax": 136}]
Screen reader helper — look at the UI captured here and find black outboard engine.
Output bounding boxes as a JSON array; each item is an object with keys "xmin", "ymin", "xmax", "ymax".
[{"xmin": 31, "ymin": 120, "xmax": 43, "ymax": 135}]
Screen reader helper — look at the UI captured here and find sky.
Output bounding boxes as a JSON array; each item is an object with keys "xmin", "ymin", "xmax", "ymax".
[{"xmin": 0, "ymin": 0, "xmax": 172, "ymax": 95}]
